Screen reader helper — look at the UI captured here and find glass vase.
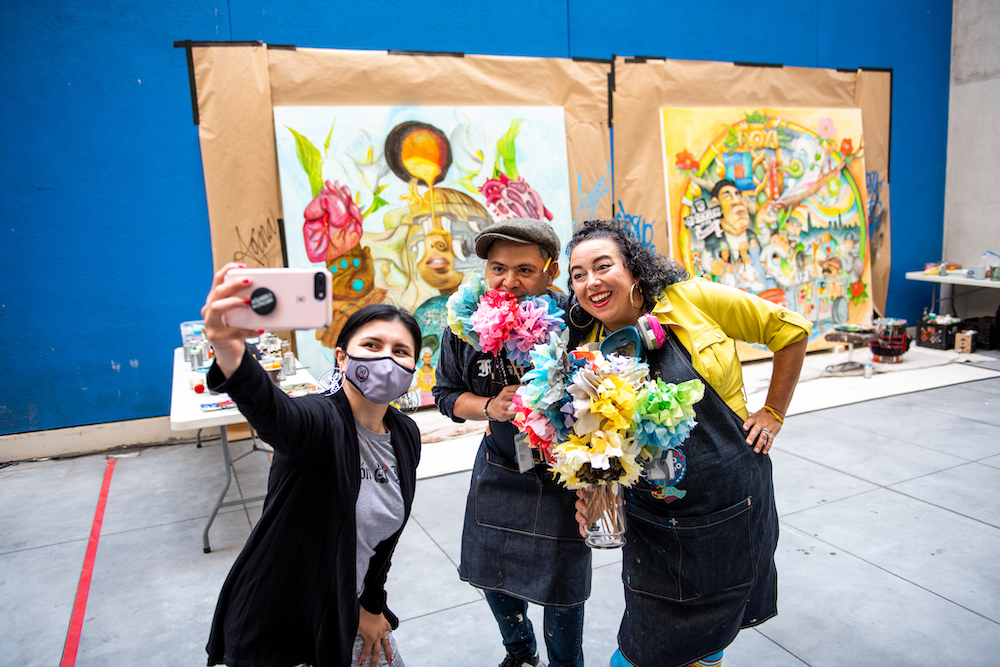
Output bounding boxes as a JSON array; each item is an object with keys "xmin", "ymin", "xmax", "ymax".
[{"xmin": 585, "ymin": 484, "xmax": 626, "ymax": 549}]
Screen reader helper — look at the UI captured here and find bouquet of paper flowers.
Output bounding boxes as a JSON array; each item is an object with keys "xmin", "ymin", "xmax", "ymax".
[
  {"xmin": 511, "ymin": 330, "xmax": 705, "ymax": 547},
  {"xmin": 446, "ymin": 273, "xmax": 566, "ymax": 366}
]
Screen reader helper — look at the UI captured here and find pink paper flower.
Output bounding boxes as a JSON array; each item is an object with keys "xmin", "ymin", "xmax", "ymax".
[
  {"xmin": 470, "ymin": 289, "xmax": 519, "ymax": 355},
  {"xmin": 506, "ymin": 297, "xmax": 565, "ymax": 365},
  {"xmin": 512, "ymin": 392, "xmax": 558, "ymax": 460},
  {"xmin": 303, "ymin": 180, "xmax": 363, "ymax": 263}
]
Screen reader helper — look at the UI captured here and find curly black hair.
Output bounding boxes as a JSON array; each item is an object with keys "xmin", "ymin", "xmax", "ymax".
[{"xmin": 565, "ymin": 219, "xmax": 688, "ymax": 314}]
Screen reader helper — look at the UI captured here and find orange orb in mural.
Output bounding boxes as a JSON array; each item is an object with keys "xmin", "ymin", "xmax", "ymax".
[{"xmin": 385, "ymin": 121, "xmax": 453, "ymax": 187}]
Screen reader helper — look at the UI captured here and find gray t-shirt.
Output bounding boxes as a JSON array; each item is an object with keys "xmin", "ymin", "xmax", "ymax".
[{"xmin": 354, "ymin": 419, "xmax": 405, "ymax": 597}]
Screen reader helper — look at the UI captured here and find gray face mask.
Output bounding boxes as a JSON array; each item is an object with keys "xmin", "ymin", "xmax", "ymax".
[{"xmin": 344, "ymin": 354, "xmax": 415, "ymax": 404}]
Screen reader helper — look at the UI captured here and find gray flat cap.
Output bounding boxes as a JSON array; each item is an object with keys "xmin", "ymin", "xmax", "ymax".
[{"xmin": 474, "ymin": 217, "xmax": 561, "ymax": 261}]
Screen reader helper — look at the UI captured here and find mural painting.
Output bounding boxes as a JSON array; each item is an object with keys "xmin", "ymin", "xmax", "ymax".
[
  {"xmin": 273, "ymin": 106, "xmax": 573, "ymax": 401},
  {"xmin": 661, "ymin": 108, "xmax": 873, "ymax": 350}
]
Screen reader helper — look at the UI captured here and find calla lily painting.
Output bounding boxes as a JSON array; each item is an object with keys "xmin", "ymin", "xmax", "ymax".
[{"xmin": 273, "ymin": 106, "xmax": 573, "ymax": 392}]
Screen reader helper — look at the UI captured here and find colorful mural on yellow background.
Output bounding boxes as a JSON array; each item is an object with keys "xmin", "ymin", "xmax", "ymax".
[
  {"xmin": 273, "ymin": 106, "xmax": 573, "ymax": 399},
  {"xmin": 661, "ymin": 108, "xmax": 873, "ymax": 346}
]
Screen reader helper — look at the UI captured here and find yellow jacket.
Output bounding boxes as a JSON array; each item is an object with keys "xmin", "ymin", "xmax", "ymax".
[{"xmin": 586, "ymin": 278, "xmax": 811, "ymax": 419}]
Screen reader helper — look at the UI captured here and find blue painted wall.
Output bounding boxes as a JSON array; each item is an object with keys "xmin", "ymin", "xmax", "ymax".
[{"xmin": 0, "ymin": 1, "xmax": 953, "ymax": 435}]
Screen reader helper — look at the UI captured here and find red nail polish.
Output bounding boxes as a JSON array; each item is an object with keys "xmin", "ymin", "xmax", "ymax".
[
  {"xmin": 258, "ymin": 330, "xmax": 265, "ymax": 334},
  {"xmin": 243, "ymin": 278, "xmax": 250, "ymax": 284},
  {"xmin": 244, "ymin": 298, "xmax": 251, "ymax": 305}
]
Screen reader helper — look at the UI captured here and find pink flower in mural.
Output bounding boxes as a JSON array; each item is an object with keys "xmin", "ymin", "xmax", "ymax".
[
  {"xmin": 303, "ymin": 180, "xmax": 363, "ymax": 263},
  {"xmin": 817, "ymin": 117, "xmax": 837, "ymax": 139},
  {"xmin": 674, "ymin": 149, "xmax": 699, "ymax": 171},
  {"xmin": 840, "ymin": 138, "xmax": 854, "ymax": 155},
  {"xmin": 480, "ymin": 173, "xmax": 554, "ymax": 221}
]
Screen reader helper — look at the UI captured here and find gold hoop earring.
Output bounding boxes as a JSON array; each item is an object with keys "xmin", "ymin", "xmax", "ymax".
[
  {"xmin": 569, "ymin": 302, "xmax": 595, "ymax": 328},
  {"xmin": 630, "ymin": 283, "xmax": 644, "ymax": 310}
]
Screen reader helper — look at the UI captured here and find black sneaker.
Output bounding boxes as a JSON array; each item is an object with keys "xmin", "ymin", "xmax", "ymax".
[{"xmin": 498, "ymin": 653, "xmax": 543, "ymax": 667}]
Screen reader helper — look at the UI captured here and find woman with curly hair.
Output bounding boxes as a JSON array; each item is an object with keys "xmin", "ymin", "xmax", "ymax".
[{"xmin": 566, "ymin": 220, "xmax": 811, "ymax": 667}]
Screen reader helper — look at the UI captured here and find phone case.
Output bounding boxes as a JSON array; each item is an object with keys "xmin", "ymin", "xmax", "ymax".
[{"xmin": 226, "ymin": 268, "xmax": 333, "ymax": 331}]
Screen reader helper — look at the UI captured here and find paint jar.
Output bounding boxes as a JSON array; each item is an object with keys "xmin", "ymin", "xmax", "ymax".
[
  {"xmin": 863, "ymin": 363, "xmax": 873, "ymax": 379},
  {"xmin": 191, "ymin": 346, "xmax": 204, "ymax": 371}
]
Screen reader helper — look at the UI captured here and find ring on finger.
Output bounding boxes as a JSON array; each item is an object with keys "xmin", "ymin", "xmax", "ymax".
[{"xmin": 761, "ymin": 428, "xmax": 770, "ymax": 438}]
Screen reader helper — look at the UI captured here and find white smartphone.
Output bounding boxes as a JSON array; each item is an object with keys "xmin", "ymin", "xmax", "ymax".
[{"xmin": 226, "ymin": 268, "xmax": 333, "ymax": 331}]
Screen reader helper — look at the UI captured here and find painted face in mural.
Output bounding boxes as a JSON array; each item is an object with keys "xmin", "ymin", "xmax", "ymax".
[
  {"xmin": 486, "ymin": 240, "xmax": 556, "ymax": 299},
  {"xmin": 416, "ymin": 228, "xmax": 463, "ymax": 293},
  {"xmin": 712, "ymin": 184, "xmax": 751, "ymax": 236},
  {"xmin": 786, "ymin": 218, "xmax": 802, "ymax": 238},
  {"xmin": 569, "ymin": 238, "xmax": 644, "ymax": 334}
]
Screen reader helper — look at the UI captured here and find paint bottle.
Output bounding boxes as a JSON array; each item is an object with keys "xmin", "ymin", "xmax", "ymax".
[
  {"xmin": 190, "ymin": 346, "xmax": 203, "ymax": 371},
  {"xmin": 863, "ymin": 363, "xmax": 873, "ymax": 379}
]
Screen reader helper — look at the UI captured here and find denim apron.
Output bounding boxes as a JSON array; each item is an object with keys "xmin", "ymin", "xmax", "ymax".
[
  {"xmin": 458, "ymin": 354, "xmax": 592, "ymax": 607},
  {"xmin": 617, "ymin": 331, "xmax": 778, "ymax": 667}
]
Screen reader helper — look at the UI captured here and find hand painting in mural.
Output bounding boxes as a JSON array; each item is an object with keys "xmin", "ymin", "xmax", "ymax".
[{"xmin": 664, "ymin": 109, "xmax": 873, "ymax": 339}]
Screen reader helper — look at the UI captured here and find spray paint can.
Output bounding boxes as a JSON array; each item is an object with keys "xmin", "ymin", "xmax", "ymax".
[{"xmin": 283, "ymin": 352, "xmax": 296, "ymax": 377}]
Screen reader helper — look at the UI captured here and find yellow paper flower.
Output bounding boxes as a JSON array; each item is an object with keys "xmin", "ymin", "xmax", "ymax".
[
  {"xmin": 550, "ymin": 430, "xmax": 643, "ymax": 490},
  {"xmin": 592, "ymin": 376, "xmax": 638, "ymax": 431}
]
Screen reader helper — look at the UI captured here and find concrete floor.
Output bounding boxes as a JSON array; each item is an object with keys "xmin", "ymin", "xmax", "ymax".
[{"xmin": 3, "ymin": 353, "xmax": 1000, "ymax": 666}]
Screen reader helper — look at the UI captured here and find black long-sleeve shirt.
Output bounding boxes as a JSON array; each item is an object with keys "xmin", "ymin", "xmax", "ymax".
[{"xmin": 206, "ymin": 347, "xmax": 420, "ymax": 667}]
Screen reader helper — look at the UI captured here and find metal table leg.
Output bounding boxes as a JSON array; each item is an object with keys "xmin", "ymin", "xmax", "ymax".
[{"xmin": 202, "ymin": 424, "xmax": 267, "ymax": 553}]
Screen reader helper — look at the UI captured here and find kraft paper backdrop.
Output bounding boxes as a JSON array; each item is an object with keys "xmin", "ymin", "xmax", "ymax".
[
  {"xmin": 192, "ymin": 46, "xmax": 613, "ymax": 274},
  {"xmin": 612, "ymin": 59, "xmax": 893, "ymax": 357},
  {"xmin": 854, "ymin": 70, "xmax": 893, "ymax": 317},
  {"xmin": 193, "ymin": 45, "xmax": 284, "ymax": 271}
]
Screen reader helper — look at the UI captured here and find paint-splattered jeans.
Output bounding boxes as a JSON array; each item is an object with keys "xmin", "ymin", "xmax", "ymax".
[{"xmin": 484, "ymin": 590, "xmax": 585, "ymax": 667}]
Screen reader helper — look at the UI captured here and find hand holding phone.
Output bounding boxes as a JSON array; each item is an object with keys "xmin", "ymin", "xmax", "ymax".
[{"xmin": 225, "ymin": 268, "xmax": 333, "ymax": 331}]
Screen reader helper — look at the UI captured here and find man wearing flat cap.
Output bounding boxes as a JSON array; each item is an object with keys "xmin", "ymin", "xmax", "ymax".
[{"xmin": 433, "ymin": 218, "xmax": 590, "ymax": 667}]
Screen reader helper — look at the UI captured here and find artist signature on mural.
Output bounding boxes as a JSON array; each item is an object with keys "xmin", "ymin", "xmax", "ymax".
[
  {"xmin": 616, "ymin": 200, "xmax": 656, "ymax": 250},
  {"xmin": 573, "ymin": 162, "xmax": 612, "ymax": 228},
  {"xmin": 233, "ymin": 212, "xmax": 280, "ymax": 267}
]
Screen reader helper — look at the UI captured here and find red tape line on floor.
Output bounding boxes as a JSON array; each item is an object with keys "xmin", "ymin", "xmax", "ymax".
[{"xmin": 60, "ymin": 457, "xmax": 116, "ymax": 667}]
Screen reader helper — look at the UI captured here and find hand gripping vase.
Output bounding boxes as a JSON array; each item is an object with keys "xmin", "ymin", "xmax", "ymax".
[{"xmin": 585, "ymin": 484, "xmax": 626, "ymax": 549}]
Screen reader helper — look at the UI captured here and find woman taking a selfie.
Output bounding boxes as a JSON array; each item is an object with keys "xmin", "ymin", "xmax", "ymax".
[
  {"xmin": 566, "ymin": 220, "xmax": 810, "ymax": 667},
  {"xmin": 202, "ymin": 262, "xmax": 422, "ymax": 667}
]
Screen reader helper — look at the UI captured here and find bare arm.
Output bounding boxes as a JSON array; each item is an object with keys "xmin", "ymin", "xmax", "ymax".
[{"xmin": 743, "ymin": 335, "xmax": 808, "ymax": 453}]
